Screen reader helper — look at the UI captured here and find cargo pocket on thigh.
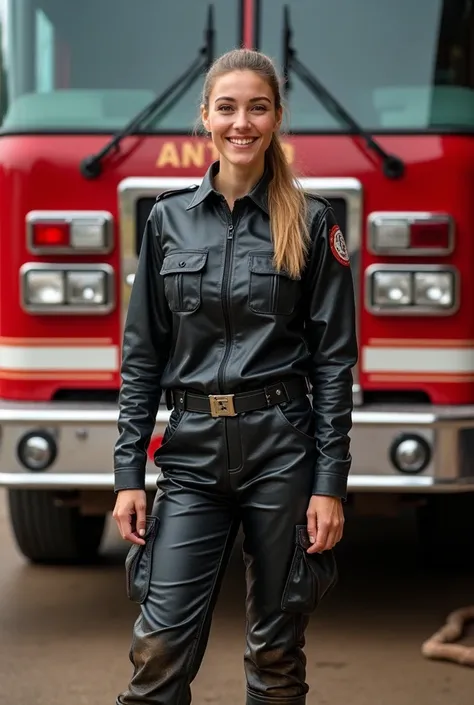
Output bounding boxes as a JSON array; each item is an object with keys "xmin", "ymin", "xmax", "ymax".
[
  {"xmin": 125, "ymin": 515, "xmax": 159, "ymax": 604},
  {"xmin": 281, "ymin": 525, "xmax": 338, "ymax": 614}
]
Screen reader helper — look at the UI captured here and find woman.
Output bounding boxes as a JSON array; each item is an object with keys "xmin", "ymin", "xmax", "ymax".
[{"xmin": 113, "ymin": 48, "xmax": 358, "ymax": 705}]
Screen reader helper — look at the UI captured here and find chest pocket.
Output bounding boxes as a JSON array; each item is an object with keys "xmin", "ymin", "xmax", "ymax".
[
  {"xmin": 248, "ymin": 252, "xmax": 299, "ymax": 316},
  {"xmin": 160, "ymin": 250, "xmax": 208, "ymax": 313}
]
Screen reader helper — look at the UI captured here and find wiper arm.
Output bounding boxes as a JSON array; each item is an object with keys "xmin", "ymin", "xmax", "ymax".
[
  {"xmin": 80, "ymin": 4, "xmax": 215, "ymax": 179},
  {"xmin": 282, "ymin": 6, "xmax": 404, "ymax": 180}
]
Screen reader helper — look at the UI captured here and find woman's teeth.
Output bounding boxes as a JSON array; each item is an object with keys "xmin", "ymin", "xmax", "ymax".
[{"xmin": 227, "ymin": 137, "xmax": 257, "ymax": 145}]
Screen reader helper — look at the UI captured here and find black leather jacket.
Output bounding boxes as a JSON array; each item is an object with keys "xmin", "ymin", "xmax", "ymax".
[{"xmin": 114, "ymin": 163, "xmax": 358, "ymax": 498}]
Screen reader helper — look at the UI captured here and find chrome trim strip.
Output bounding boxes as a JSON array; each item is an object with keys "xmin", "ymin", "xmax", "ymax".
[
  {"xmin": 19, "ymin": 263, "xmax": 116, "ymax": 315},
  {"xmin": 367, "ymin": 211, "xmax": 454, "ymax": 256},
  {"xmin": 365, "ymin": 263, "xmax": 460, "ymax": 317},
  {"xmin": 117, "ymin": 176, "xmax": 364, "ymax": 404},
  {"xmin": 0, "ymin": 403, "xmax": 169, "ymax": 425},
  {"xmin": 1, "ymin": 472, "xmax": 473, "ymax": 493},
  {"xmin": 346, "ymin": 475, "xmax": 474, "ymax": 491},
  {"xmin": 3, "ymin": 401, "xmax": 474, "ymax": 427},
  {"xmin": 26, "ymin": 210, "xmax": 114, "ymax": 255}
]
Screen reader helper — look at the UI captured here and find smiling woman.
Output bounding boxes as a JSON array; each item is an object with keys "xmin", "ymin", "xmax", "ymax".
[
  {"xmin": 201, "ymin": 73, "xmax": 281, "ymax": 175},
  {"xmin": 0, "ymin": 0, "xmax": 240, "ymax": 132}
]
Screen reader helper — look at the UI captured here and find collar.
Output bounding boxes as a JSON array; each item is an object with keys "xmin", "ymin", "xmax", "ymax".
[{"xmin": 186, "ymin": 161, "xmax": 270, "ymax": 214}]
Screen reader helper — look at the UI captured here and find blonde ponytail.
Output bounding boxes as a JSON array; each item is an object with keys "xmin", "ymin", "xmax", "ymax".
[{"xmin": 266, "ymin": 134, "xmax": 309, "ymax": 278}]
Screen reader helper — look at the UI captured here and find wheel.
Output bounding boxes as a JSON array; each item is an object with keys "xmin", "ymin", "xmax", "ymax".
[
  {"xmin": 416, "ymin": 493, "xmax": 474, "ymax": 572},
  {"xmin": 7, "ymin": 489, "xmax": 106, "ymax": 565}
]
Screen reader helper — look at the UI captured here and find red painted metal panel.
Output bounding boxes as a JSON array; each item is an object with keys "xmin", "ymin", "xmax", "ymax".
[{"xmin": 1, "ymin": 132, "xmax": 474, "ymax": 404}]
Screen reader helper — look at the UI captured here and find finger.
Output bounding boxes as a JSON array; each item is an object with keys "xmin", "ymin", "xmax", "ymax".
[
  {"xmin": 120, "ymin": 513, "xmax": 145, "ymax": 546},
  {"xmin": 335, "ymin": 520, "xmax": 344, "ymax": 544},
  {"xmin": 324, "ymin": 527, "xmax": 340, "ymax": 551},
  {"xmin": 135, "ymin": 502, "xmax": 147, "ymax": 538},
  {"xmin": 306, "ymin": 511, "xmax": 317, "ymax": 547},
  {"xmin": 309, "ymin": 519, "xmax": 329, "ymax": 554}
]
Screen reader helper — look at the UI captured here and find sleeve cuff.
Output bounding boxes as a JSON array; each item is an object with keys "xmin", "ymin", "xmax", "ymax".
[
  {"xmin": 114, "ymin": 468, "xmax": 145, "ymax": 493},
  {"xmin": 312, "ymin": 472, "xmax": 348, "ymax": 501}
]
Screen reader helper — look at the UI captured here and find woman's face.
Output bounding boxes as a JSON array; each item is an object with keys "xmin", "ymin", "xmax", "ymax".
[{"xmin": 201, "ymin": 70, "xmax": 282, "ymax": 172}]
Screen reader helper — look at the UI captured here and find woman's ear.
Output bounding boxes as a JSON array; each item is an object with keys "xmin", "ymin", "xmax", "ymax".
[
  {"xmin": 200, "ymin": 104, "xmax": 210, "ymax": 133},
  {"xmin": 275, "ymin": 106, "xmax": 283, "ymax": 132}
]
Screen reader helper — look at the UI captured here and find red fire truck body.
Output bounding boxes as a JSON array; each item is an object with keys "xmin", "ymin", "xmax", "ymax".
[{"xmin": 1, "ymin": 0, "xmax": 474, "ymax": 565}]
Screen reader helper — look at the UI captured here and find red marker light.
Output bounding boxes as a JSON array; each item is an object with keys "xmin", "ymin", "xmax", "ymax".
[
  {"xmin": 32, "ymin": 223, "xmax": 70, "ymax": 247},
  {"xmin": 147, "ymin": 436, "xmax": 163, "ymax": 460},
  {"xmin": 409, "ymin": 221, "xmax": 450, "ymax": 250}
]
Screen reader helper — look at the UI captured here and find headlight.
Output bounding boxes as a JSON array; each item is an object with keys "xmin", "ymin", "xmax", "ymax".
[
  {"xmin": 66, "ymin": 271, "xmax": 107, "ymax": 304},
  {"xmin": 414, "ymin": 272, "xmax": 454, "ymax": 308},
  {"xmin": 20, "ymin": 264, "xmax": 115, "ymax": 315},
  {"xmin": 24, "ymin": 271, "xmax": 65, "ymax": 305},
  {"xmin": 372, "ymin": 271, "xmax": 412, "ymax": 305},
  {"xmin": 366, "ymin": 266, "xmax": 458, "ymax": 315}
]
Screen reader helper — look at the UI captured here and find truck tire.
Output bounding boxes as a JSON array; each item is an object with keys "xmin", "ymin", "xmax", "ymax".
[
  {"xmin": 416, "ymin": 493, "xmax": 474, "ymax": 571},
  {"xmin": 7, "ymin": 489, "xmax": 106, "ymax": 564}
]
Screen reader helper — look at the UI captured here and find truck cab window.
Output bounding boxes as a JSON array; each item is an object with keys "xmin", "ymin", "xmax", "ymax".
[
  {"xmin": 258, "ymin": 0, "xmax": 474, "ymax": 131},
  {"xmin": 0, "ymin": 0, "xmax": 239, "ymax": 132}
]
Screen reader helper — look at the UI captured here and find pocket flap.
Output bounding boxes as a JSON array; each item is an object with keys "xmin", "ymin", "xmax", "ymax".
[
  {"xmin": 161, "ymin": 250, "xmax": 208, "ymax": 275},
  {"xmin": 295, "ymin": 524, "xmax": 312, "ymax": 550},
  {"xmin": 125, "ymin": 515, "xmax": 159, "ymax": 604},
  {"xmin": 249, "ymin": 253, "xmax": 296, "ymax": 279}
]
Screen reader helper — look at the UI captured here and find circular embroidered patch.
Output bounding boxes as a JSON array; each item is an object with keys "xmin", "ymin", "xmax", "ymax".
[{"xmin": 329, "ymin": 225, "xmax": 350, "ymax": 266}]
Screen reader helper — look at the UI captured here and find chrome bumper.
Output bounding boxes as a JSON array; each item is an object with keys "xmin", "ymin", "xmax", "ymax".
[{"xmin": 0, "ymin": 400, "xmax": 474, "ymax": 492}]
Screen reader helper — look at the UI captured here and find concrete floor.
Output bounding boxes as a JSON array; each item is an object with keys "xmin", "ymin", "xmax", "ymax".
[{"xmin": 0, "ymin": 490, "xmax": 473, "ymax": 705}]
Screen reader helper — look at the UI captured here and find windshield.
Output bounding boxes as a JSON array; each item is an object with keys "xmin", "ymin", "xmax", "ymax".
[
  {"xmin": 260, "ymin": 0, "xmax": 474, "ymax": 131},
  {"xmin": 0, "ymin": 0, "xmax": 239, "ymax": 132},
  {"xmin": 1, "ymin": 1, "xmax": 473, "ymax": 134}
]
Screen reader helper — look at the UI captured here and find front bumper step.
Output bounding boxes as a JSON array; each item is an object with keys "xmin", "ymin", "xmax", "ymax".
[{"xmin": 1, "ymin": 401, "xmax": 474, "ymax": 492}]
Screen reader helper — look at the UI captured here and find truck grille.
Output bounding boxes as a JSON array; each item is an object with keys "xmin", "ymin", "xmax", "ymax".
[{"xmin": 135, "ymin": 196, "xmax": 348, "ymax": 256}]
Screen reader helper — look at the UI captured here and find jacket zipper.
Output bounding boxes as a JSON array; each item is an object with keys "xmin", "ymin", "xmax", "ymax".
[{"xmin": 218, "ymin": 205, "xmax": 235, "ymax": 393}]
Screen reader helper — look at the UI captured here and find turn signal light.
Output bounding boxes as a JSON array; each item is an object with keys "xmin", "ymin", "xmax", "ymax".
[
  {"xmin": 27, "ymin": 211, "xmax": 113, "ymax": 254},
  {"xmin": 368, "ymin": 212, "xmax": 454, "ymax": 255},
  {"xmin": 32, "ymin": 223, "xmax": 70, "ymax": 248},
  {"xmin": 410, "ymin": 221, "xmax": 450, "ymax": 249}
]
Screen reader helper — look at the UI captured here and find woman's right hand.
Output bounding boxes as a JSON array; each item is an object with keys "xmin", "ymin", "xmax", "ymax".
[{"xmin": 113, "ymin": 489, "xmax": 147, "ymax": 546}]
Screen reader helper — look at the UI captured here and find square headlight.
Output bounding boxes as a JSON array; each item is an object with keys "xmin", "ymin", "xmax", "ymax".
[
  {"xmin": 24, "ymin": 270, "xmax": 65, "ymax": 305},
  {"xmin": 66, "ymin": 271, "xmax": 107, "ymax": 305},
  {"xmin": 414, "ymin": 272, "xmax": 454, "ymax": 308},
  {"xmin": 372, "ymin": 271, "xmax": 412, "ymax": 306}
]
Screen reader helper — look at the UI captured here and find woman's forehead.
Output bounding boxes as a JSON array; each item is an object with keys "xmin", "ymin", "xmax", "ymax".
[{"xmin": 210, "ymin": 71, "xmax": 274, "ymax": 101}]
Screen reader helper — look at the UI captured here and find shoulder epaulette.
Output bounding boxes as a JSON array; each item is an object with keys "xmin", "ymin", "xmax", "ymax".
[
  {"xmin": 155, "ymin": 185, "xmax": 199, "ymax": 202},
  {"xmin": 304, "ymin": 192, "xmax": 332, "ymax": 209}
]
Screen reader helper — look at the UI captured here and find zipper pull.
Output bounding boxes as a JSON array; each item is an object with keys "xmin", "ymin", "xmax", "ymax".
[{"xmin": 227, "ymin": 224, "xmax": 234, "ymax": 239}]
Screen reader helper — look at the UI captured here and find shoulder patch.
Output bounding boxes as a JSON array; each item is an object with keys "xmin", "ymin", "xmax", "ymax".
[
  {"xmin": 155, "ymin": 185, "xmax": 199, "ymax": 202},
  {"xmin": 329, "ymin": 225, "xmax": 350, "ymax": 267}
]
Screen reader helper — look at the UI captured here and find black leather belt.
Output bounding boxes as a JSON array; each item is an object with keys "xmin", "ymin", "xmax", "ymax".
[{"xmin": 169, "ymin": 378, "xmax": 309, "ymax": 418}]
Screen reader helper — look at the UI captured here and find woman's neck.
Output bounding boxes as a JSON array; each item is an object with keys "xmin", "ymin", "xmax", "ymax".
[{"xmin": 214, "ymin": 160, "xmax": 264, "ymax": 210}]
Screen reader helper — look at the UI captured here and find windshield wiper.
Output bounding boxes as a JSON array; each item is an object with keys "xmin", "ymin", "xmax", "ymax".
[
  {"xmin": 282, "ymin": 6, "xmax": 404, "ymax": 180},
  {"xmin": 80, "ymin": 5, "xmax": 215, "ymax": 179}
]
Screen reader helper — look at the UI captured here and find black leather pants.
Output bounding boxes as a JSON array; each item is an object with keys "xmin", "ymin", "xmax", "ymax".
[{"xmin": 118, "ymin": 396, "xmax": 324, "ymax": 705}]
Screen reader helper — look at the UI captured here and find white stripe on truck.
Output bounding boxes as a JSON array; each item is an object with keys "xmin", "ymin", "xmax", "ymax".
[
  {"xmin": 363, "ymin": 346, "xmax": 474, "ymax": 373},
  {"xmin": 0, "ymin": 345, "xmax": 119, "ymax": 371}
]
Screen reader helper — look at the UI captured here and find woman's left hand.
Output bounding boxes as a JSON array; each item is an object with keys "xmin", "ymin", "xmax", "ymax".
[{"xmin": 306, "ymin": 495, "xmax": 344, "ymax": 554}]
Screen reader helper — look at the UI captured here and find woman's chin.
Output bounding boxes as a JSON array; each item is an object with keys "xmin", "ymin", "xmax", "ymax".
[{"xmin": 222, "ymin": 149, "xmax": 264, "ymax": 169}]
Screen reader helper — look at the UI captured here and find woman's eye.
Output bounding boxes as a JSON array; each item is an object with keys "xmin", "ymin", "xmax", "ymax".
[
  {"xmin": 252, "ymin": 105, "xmax": 267, "ymax": 112},
  {"xmin": 217, "ymin": 105, "xmax": 233, "ymax": 112}
]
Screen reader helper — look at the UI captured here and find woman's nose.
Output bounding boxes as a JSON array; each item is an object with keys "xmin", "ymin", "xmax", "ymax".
[{"xmin": 232, "ymin": 110, "xmax": 251, "ymax": 129}]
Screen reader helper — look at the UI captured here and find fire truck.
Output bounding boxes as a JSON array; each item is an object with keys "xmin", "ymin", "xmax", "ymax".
[{"xmin": 1, "ymin": 0, "xmax": 474, "ymax": 567}]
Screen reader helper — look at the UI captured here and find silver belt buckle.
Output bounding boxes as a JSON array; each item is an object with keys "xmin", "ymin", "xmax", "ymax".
[{"xmin": 209, "ymin": 394, "xmax": 236, "ymax": 417}]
